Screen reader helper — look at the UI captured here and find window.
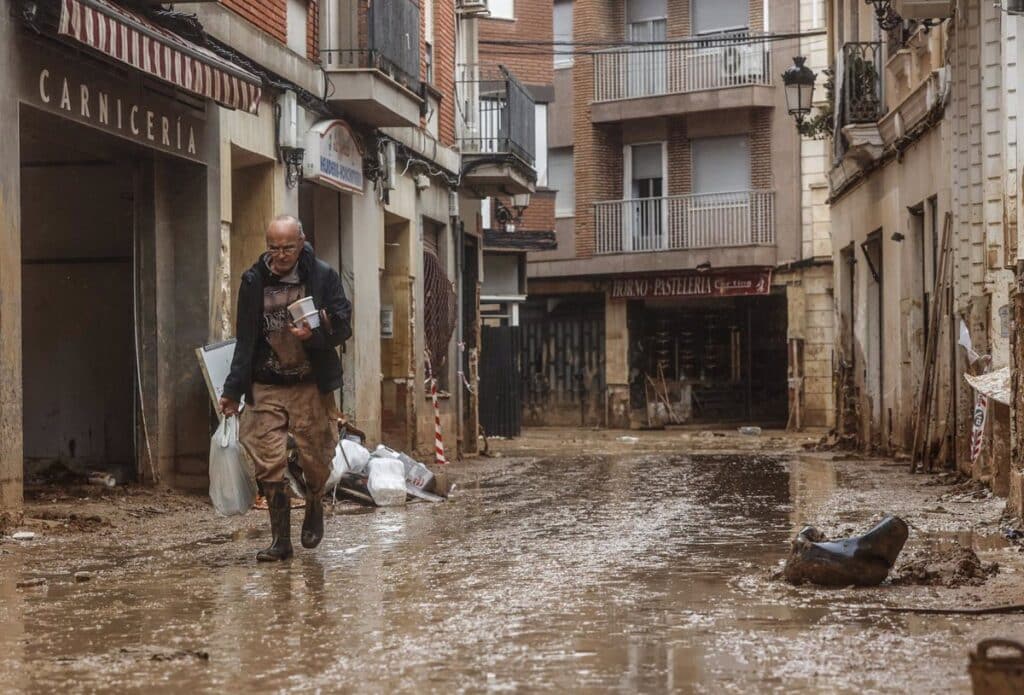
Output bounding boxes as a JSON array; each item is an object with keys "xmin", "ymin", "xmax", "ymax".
[
  {"xmin": 489, "ymin": 0, "xmax": 514, "ymax": 20},
  {"xmin": 629, "ymin": 143, "xmax": 664, "ymax": 198},
  {"xmin": 691, "ymin": 135, "xmax": 750, "ymax": 193},
  {"xmin": 286, "ymin": 0, "xmax": 308, "ymax": 55},
  {"xmin": 425, "ymin": 0, "xmax": 434, "ymax": 83},
  {"xmin": 691, "ymin": 0, "xmax": 748, "ymax": 34},
  {"xmin": 535, "ymin": 104, "xmax": 548, "ymax": 187},
  {"xmin": 548, "ymin": 147, "xmax": 575, "ymax": 217},
  {"xmin": 553, "ymin": 0, "xmax": 574, "ymax": 67}
]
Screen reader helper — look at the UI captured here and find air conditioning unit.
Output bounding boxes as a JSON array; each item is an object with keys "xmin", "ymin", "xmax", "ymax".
[
  {"xmin": 456, "ymin": 0, "xmax": 489, "ymax": 16},
  {"xmin": 892, "ymin": 0, "xmax": 954, "ymax": 20},
  {"xmin": 722, "ymin": 45, "xmax": 766, "ymax": 82}
]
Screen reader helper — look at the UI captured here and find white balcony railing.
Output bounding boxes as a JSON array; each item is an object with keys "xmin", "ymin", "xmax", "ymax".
[
  {"xmin": 593, "ymin": 33, "xmax": 771, "ymax": 103},
  {"xmin": 594, "ymin": 190, "xmax": 775, "ymax": 254}
]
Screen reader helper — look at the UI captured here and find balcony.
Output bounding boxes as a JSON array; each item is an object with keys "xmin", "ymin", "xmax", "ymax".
[
  {"xmin": 594, "ymin": 190, "xmax": 775, "ymax": 254},
  {"xmin": 321, "ymin": 0, "xmax": 422, "ymax": 127},
  {"xmin": 591, "ymin": 33, "xmax": 774, "ymax": 123},
  {"xmin": 831, "ymin": 41, "xmax": 886, "ymax": 181},
  {"xmin": 457, "ymin": 64, "xmax": 537, "ymax": 195}
]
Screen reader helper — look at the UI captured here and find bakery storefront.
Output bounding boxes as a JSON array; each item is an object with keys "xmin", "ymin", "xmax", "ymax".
[
  {"xmin": 612, "ymin": 267, "xmax": 788, "ymax": 426},
  {"xmin": 2, "ymin": 0, "xmax": 261, "ymax": 497}
]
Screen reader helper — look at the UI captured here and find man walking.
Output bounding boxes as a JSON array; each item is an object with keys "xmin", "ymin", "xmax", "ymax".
[{"xmin": 220, "ymin": 215, "xmax": 352, "ymax": 562}]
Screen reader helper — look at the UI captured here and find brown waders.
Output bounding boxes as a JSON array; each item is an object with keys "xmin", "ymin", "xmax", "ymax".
[{"xmin": 240, "ymin": 382, "xmax": 338, "ymax": 561}]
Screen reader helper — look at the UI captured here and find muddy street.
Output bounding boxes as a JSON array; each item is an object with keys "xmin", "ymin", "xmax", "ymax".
[{"xmin": 3, "ymin": 431, "xmax": 1023, "ymax": 693}]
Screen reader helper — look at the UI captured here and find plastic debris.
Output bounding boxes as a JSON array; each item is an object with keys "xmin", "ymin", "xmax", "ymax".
[
  {"xmin": 87, "ymin": 472, "xmax": 117, "ymax": 488},
  {"xmin": 738, "ymin": 427, "xmax": 762, "ymax": 436},
  {"xmin": 618, "ymin": 436, "xmax": 639, "ymax": 443},
  {"xmin": 12, "ymin": 532, "xmax": 36, "ymax": 541},
  {"xmin": 367, "ymin": 458, "xmax": 407, "ymax": 507}
]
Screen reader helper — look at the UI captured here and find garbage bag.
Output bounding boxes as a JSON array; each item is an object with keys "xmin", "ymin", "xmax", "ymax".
[
  {"xmin": 372, "ymin": 445, "xmax": 434, "ymax": 490},
  {"xmin": 367, "ymin": 457, "xmax": 407, "ymax": 507},
  {"xmin": 208, "ymin": 416, "xmax": 256, "ymax": 516},
  {"xmin": 340, "ymin": 439, "xmax": 371, "ymax": 476},
  {"xmin": 326, "ymin": 439, "xmax": 370, "ymax": 491}
]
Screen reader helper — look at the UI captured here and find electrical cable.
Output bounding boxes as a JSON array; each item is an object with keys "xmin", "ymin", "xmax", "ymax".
[{"xmin": 132, "ymin": 200, "xmax": 158, "ymax": 485}]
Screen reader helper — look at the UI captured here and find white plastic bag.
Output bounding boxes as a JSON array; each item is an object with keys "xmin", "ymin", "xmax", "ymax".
[
  {"xmin": 367, "ymin": 457, "xmax": 407, "ymax": 507},
  {"xmin": 208, "ymin": 416, "xmax": 256, "ymax": 516},
  {"xmin": 340, "ymin": 439, "xmax": 371, "ymax": 475},
  {"xmin": 373, "ymin": 445, "xmax": 434, "ymax": 490}
]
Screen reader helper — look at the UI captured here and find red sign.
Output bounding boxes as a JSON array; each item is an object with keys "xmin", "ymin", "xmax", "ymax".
[{"xmin": 609, "ymin": 268, "xmax": 772, "ymax": 300}]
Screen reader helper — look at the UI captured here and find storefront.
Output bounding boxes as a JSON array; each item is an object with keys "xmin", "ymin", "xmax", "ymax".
[
  {"xmin": 0, "ymin": 0, "xmax": 260, "ymax": 502},
  {"xmin": 521, "ymin": 267, "xmax": 788, "ymax": 429},
  {"xmin": 610, "ymin": 268, "xmax": 787, "ymax": 426}
]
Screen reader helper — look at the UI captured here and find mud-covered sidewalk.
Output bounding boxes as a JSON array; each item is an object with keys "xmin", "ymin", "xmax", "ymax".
[{"xmin": 2, "ymin": 428, "xmax": 1023, "ymax": 693}]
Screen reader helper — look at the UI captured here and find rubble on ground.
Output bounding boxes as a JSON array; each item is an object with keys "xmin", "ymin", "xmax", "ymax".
[{"xmin": 891, "ymin": 541, "xmax": 999, "ymax": 587}]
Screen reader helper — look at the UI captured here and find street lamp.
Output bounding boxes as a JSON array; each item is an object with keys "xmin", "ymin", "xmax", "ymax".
[{"xmin": 782, "ymin": 56, "xmax": 816, "ymax": 126}]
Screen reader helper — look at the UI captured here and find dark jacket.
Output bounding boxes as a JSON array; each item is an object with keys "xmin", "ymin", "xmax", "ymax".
[{"xmin": 223, "ymin": 243, "xmax": 352, "ymax": 403}]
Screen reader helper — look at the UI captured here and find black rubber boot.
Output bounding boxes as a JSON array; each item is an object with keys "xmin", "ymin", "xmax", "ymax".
[
  {"xmin": 256, "ymin": 483, "xmax": 293, "ymax": 562},
  {"xmin": 301, "ymin": 494, "xmax": 324, "ymax": 549}
]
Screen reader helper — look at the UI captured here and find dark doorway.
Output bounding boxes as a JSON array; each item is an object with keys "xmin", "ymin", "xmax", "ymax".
[
  {"xmin": 479, "ymin": 325, "xmax": 522, "ymax": 437},
  {"xmin": 20, "ymin": 109, "xmax": 136, "ymax": 482}
]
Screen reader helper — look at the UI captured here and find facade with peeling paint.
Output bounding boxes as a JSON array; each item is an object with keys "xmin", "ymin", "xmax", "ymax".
[{"xmin": 825, "ymin": 0, "xmax": 1023, "ymax": 519}]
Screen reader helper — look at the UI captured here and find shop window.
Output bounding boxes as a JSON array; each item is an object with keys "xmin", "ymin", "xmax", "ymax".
[
  {"xmin": 286, "ymin": 0, "xmax": 308, "ymax": 55},
  {"xmin": 553, "ymin": 0, "xmax": 574, "ymax": 68},
  {"xmin": 548, "ymin": 147, "xmax": 575, "ymax": 217},
  {"xmin": 490, "ymin": 0, "xmax": 514, "ymax": 20},
  {"xmin": 691, "ymin": 0, "xmax": 748, "ymax": 34}
]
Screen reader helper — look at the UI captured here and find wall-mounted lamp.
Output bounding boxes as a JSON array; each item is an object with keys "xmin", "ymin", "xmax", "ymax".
[
  {"xmin": 695, "ymin": 261, "xmax": 712, "ymax": 273},
  {"xmin": 891, "ymin": 232, "xmax": 905, "ymax": 242},
  {"xmin": 278, "ymin": 90, "xmax": 305, "ymax": 189},
  {"xmin": 864, "ymin": 0, "xmax": 904, "ymax": 30}
]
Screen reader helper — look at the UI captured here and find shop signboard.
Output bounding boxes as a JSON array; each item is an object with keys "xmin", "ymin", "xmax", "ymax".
[
  {"xmin": 20, "ymin": 42, "xmax": 208, "ymax": 164},
  {"xmin": 304, "ymin": 120, "xmax": 364, "ymax": 195},
  {"xmin": 609, "ymin": 268, "xmax": 773, "ymax": 300}
]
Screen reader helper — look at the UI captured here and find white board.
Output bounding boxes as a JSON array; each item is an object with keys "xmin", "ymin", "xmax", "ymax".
[{"xmin": 196, "ymin": 339, "xmax": 244, "ymax": 411}]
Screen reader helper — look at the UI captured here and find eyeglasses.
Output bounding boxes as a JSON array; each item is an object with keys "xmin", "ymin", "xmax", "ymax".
[{"xmin": 267, "ymin": 244, "xmax": 299, "ymax": 256}]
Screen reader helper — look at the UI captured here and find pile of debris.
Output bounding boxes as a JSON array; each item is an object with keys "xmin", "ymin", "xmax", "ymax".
[
  {"xmin": 891, "ymin": 541, "xmax": 999, "ymax": 587},
  {"xmin": 286, "ymin": 428, "xmax": 446, "ymax": 508}
]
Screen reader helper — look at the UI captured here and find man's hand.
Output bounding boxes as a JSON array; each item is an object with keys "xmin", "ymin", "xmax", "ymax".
[
  {"xmin": 289, "ymin": 320, "xmax": 313, "ymax": 341},
  {"xmin": 219, "ymin": 396, "xmax": 240, "ymax": 417}
]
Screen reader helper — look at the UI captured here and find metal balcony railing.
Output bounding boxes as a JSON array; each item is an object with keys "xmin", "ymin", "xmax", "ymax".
[
  {"xmin": 594, "ymin": 191, "xmax": 775, "ymax": 254},
  {"xmin": 839, "ymin": 42, "xmax": 883, "ymax": 125},
  {"xmin": 320, "ymin": 0, "xmax": 421, "ymax": 93},
  {"xmin": 593, "ymin": 33, "xmax": 771, "ymax": 102},
  {"xmin": 456, "ymin": 64, "xmax": 536, "ymax": 167}
]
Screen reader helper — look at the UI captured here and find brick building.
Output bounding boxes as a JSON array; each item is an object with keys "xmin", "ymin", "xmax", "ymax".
[
  {"xmin": 522, "ymin": 0, "xmax": 835, "ymax": 430},
  {"xmin": 0, "ymin": 0, "xmax": 539, "ymax": 508}
]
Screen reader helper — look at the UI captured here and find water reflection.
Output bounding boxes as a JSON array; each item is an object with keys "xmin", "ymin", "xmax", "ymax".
[{"xmin": 3, "ymin": 453, "xmax": 1018, "ymax": 693}]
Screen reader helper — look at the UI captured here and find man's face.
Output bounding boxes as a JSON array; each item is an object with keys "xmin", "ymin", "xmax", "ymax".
[{"xmin": 266, "ymin": 220, "xmax": 303, "ymax": 276}]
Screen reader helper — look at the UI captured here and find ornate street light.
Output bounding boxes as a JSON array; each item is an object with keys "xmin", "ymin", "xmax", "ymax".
[{"xmin": 782, "ymin": 56, "xmax": 816, "ymax": 126}]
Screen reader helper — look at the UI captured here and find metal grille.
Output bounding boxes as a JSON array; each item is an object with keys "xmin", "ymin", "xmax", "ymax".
[{"xmin": 424, "ymin": 251, "xmax": 456, "ymax": 371}]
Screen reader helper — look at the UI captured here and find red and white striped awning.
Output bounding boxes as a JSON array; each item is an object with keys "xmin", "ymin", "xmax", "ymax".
[{"xmin": 57, "ymin": 0, "xmax": 262, "ymax": 113}]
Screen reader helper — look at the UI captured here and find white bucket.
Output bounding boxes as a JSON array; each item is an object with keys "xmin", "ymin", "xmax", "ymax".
[{"xmin": 287, "ymin": 296, "xmax": 320, "ymax": 328}]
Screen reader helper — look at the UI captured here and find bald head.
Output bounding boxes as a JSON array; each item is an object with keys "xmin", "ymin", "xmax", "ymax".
[{"xmin": 266, "ymin": 214, "xmax": 305, "ymax": 276}]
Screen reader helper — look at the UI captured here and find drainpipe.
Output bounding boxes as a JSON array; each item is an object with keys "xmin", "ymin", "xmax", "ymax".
[{"xmin": 453, "ymin": 200, "xmax": 465, "ymax": 459}]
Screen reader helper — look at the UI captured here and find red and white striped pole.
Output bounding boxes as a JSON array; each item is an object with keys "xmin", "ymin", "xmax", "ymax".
[{"xmin": 426, "ymin": 352, "xmax": 447, "ymax": 465}]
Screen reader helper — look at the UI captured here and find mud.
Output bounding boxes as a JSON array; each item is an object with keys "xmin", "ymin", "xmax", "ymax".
[
  {"xmin": 2, "ymin": 427, "xmax": 1023, "ymax": 693},
  {"xmin": 893, "ymin": 541, "xmax": 1001, "ymax": 588}
]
